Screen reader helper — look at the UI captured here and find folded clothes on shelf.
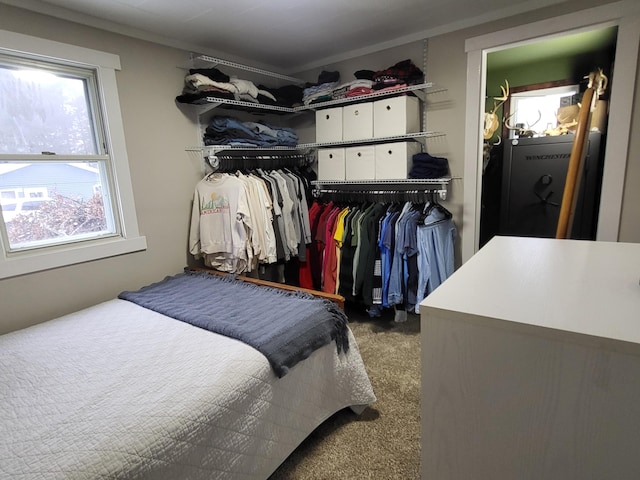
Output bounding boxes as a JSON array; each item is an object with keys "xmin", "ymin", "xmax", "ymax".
[
  {"xmin": 176, "ymin": 66, "xmax": 304, "ymax": 108},
  {"xmin": 372, "ymin": 59, "xmax": 424, "ymax": 90},
  {"xmin": 409, "ymin": 152, "xmax": 449, "ymax": 179},
  {"xmin": 204, "ymin": 116, "xmax": 298, "ymax": 147}
]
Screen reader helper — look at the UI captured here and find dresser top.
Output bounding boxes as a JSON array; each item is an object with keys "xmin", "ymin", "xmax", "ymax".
[{"xmin": 421, "ymin": 236, "xmax": 640, "ymax": 346}]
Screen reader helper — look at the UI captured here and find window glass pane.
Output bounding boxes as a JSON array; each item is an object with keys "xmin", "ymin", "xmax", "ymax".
[
  {"xmin": 509, "ymin": 85, "xmax": 578, "ymax": 138},
  {"xmin": 0, "ymin": 61, "xmax": 98, "ymax": 155},
  {"xmin": 0, "ymin": 161, "xmax": 116, "ymax": 251}
]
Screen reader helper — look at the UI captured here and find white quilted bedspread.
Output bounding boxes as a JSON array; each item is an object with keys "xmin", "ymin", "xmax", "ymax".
[{"xmin": 0, "ymin": 300, "xmax": 375, "ymax": 479}]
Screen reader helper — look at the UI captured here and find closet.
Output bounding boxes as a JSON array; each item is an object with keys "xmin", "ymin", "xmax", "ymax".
[
  {"xmin": 189, "ymin": 152, "xmax": 315, "ymax": 283},
  {"xmin": 180, "ymin": 51, "xmax": 455, "ymax": 314},
  {"xmin": 309, "ymin": 183, "xmax": 455, "ymax": 318}
]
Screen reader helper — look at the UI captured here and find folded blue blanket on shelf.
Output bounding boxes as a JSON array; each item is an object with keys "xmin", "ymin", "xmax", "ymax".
[{"xmin": 119, "ymin": 270, "xmax": 349, "ymax": 377}]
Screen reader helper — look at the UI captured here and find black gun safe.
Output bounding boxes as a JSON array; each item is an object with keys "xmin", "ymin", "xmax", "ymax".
[{"xmin": 499, "ymin": 133, "xmax": 604, "ymax": 239}]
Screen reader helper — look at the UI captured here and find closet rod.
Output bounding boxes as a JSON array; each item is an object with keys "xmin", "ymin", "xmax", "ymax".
[
  {"xmin": 206, "ymin": 152, "xmax": 312, "ymax": 172},
  {"xmin": 312, "ymin": 188, "xmax": 448, "ymax": 201}
]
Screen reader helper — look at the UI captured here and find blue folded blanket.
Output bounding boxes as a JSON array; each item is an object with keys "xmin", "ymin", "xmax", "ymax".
[{"xmin": 119, "ymin": 270, "xmax": 349, "ymax": 377}]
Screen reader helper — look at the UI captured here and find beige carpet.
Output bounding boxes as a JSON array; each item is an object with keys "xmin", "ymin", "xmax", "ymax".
[{"xmin": 270, "ymin": 307, "xmax": 421, "ymax": 479}]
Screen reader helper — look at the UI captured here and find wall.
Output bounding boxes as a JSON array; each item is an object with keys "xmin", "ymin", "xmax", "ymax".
[
  {"xmin": 0, "ymin": 0, "xmax": 638, "ymax": 334},
  {"xmin": 488, "ymin": 57, "xmax": 576, "ymax": 95},
  {"xmin": 487, "ymin": 42, "xmax": 617, "ymax": 98},
  {"xmin": 619, "ymin": 45, "xmax": 640, "ymax": 241},
  {"xmin": 0, "ymin": 4, "xmax": 202, "ymax": 334}
]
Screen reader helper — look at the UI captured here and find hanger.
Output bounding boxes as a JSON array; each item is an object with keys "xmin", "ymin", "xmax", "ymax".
[{"xmin": 421, "ymin": 191, "xmax": 452, "ymax": 223}]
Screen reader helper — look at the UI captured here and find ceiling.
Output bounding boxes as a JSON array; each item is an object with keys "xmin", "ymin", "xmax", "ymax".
[{"xmin": 3, "ymin": 0, "xmax": 573, "ymax": 73}]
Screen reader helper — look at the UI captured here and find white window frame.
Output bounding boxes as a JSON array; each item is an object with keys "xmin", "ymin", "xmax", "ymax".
[{"xmin": 0, "ymin": 29, "xmax": 146, "ymax": 279}]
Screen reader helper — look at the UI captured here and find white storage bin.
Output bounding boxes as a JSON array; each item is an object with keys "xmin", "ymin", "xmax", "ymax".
[
  {"xmin": 315, "ymin": 107, "xmax": 343, "ymax": 143},
  {"xmin": 373, "ymin": 95, "xmax": 420, "ymax": 138},
  {"xmin": 345, "ymin": 146, "xmax": 375, "ymax": 180},
  {"xmin": 342, "ymin": 103, "xmax": 373, "ymax": 141},
  {"xmin": 374, "ymin": 142, "xmax": 421, "ymax": 180},
  {"xmin": 317, "ymin": 148, "xmax": 345, "ymax": 181}
]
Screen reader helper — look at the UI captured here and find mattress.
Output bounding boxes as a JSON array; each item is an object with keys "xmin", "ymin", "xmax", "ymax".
[{"xmin": 0, "ymin": 299, "xmax": 376, "ymax": 479}]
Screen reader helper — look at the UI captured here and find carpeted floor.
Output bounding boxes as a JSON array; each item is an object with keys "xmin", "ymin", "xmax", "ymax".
[{"xmin": 270, "ymin": 305, "xmax": 421, "ymax": 479}]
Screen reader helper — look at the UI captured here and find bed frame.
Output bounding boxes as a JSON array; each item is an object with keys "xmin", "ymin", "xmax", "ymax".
[{"xmin": 188, "ymin": 266, "xmax": 345, "ymax": 310}]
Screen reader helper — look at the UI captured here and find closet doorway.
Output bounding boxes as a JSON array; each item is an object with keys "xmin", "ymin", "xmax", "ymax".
[
  {"xmin": 479, "ymin": 27, "xmax": 617, "ymax": 248},
  {"xmin": 462, "ymin": 2, "xmax": 640, "ymax": 262}
]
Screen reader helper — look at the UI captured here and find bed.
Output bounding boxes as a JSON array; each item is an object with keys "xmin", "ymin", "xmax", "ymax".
[{"xmin": 0, "ymin": 270, "xmax": 376, "ymax": 479}]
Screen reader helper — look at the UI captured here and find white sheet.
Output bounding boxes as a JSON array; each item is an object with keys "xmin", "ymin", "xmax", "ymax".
[{"xmin": 0, "ymin": 299, "xmax": 375, "ymax": 479}]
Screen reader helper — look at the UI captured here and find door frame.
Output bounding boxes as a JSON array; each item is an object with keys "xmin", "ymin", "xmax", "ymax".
[{"xmin": 462, "ymin": 0, "xmax": 640, "ymax": 262}]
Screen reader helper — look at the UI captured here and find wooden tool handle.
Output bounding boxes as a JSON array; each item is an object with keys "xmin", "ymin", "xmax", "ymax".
[{"xmin": 555, "ymin": 87, "xmax": 595, "ymax": 239}]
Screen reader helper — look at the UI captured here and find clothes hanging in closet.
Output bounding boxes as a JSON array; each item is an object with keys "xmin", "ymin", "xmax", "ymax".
[
  {"xmin": 189, "ymin": 168, "xmax": 312, "ymax": 276},
  {"xmin": 415, "ymin": 204, "xmax": 456, "ymax": 311},
  {"xmin": 308, "ymin": 198, "xmax": 456, "ymax": 315}
]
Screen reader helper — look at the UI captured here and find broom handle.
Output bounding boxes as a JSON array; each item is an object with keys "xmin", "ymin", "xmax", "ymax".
[{"xmin": 555, "ymin": 87, "xmax": 595, "ymax": 239}]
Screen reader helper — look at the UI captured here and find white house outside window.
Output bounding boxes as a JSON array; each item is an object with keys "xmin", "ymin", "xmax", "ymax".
[{"xmin": 0, "ymin": 30, "xmax": 146, "ymax": 279}]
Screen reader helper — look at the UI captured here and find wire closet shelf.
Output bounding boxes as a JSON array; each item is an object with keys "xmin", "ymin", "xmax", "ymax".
[{"xmin": 311, "ymin": 178, "xmax": 452, "ymax": 201}]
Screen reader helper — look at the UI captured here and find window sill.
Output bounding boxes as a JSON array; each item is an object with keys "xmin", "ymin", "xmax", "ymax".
[{"xmin": 0, "ymin": 235, "xmax": 147, "ymax": 279}]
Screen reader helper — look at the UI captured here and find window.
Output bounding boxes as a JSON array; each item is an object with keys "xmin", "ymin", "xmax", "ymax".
[
  {"xmin": 0, "ymin": 30, "xmax": 146, "ymax": 279},
  {"xmin": 508, "ymin": 85, "xmax": 579, "ymax": 138}
]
